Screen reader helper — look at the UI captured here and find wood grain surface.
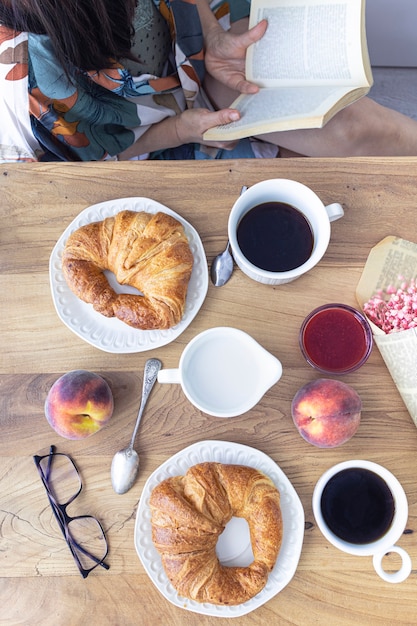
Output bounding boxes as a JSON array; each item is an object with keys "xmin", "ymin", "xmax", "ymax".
[{"xmin": 2, "ymin": 158, "xmax": 417, "ymax": 626}]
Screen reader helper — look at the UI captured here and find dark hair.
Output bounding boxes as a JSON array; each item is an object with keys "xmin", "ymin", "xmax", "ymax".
[{"xmin": 0, "ymin": 0, "xmax": 137, "ymax": 71}]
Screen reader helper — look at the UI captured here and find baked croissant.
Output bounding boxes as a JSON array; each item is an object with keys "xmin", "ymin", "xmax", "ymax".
[
  {"xmin": 62, "ymin": 210, "xmax": 194, "ymax": 330},
  {"xmin": 149, "ymin": 462, "xmax": 282, "ymax": 605}
]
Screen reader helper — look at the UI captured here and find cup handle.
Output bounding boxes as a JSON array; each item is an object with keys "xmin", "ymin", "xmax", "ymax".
[
  {"xmin": 325, "ymin": 202, "xmax": 344, "ymax": 222},
  {"xmin": 157, "ymin": 368, "xmax": 181, "ymax": 384},
  {"xmin": 372, "ymin": 546, "xmax": 412, "ymax": 583}
]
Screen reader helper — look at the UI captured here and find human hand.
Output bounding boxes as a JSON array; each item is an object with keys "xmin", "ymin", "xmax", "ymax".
[
  {"xmin": 204, "ymin": 19, "xmax": 268, "ymax": 94},
  {"xmin": 118, "ymin": 107, "xmax": 240, "ymax": 159},
  {"xmin": 175, "ymin": 107, "xmax": 240, "ymax": 149}
]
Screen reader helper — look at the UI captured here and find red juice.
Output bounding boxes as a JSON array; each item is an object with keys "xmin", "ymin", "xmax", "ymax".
[{"xmin": 300, "ymin": 304, "xmax": 373, "ymax": 374}]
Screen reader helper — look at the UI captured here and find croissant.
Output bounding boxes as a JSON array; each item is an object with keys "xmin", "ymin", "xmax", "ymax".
[
  {"xmin": 149, "ymin": 462, "xmax": 282, "ymax": 605},
  {"xmin": 62, "ymin": 210, "xmax": 194, "ymax": 330}
]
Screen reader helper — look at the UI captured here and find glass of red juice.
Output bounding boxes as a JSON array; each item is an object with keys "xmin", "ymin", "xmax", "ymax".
[{"xmin": 299, "ymin": 303, "xmax": 373, "ymax": 374}]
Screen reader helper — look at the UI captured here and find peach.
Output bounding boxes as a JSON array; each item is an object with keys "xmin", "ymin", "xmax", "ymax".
[
  {"xmin": 291, "ymin": 378, "xmax": 361, "ymax": 448},
  {"xmin": 45, "ymin": 370, "xmax": 114, "ymax": 439}
]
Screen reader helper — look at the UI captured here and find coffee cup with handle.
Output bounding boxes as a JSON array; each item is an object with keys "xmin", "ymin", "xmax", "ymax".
[
  {"xmin": 312, "ymin": 459, "xmax": 412, "ymax": 583},
  {"xmin": 228, "ymin": 178, "xmax": 344, "ymax": 285}
]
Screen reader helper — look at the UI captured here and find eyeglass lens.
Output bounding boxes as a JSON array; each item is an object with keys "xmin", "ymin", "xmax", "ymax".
[
  {"xmin": 39, "ymin": 453, "xmax": 81, "ymax": 505},
  {"xmin": 66, "ymin": 515, "xmax": 108, "ymax": 571}
]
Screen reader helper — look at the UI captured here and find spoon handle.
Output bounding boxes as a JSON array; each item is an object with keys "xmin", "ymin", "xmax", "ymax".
[{"xmin": 129, "ymin": 358, "xmax": 162, "ymax": 448}]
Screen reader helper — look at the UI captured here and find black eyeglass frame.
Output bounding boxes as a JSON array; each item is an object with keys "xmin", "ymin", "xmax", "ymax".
[{"xmin": 33, "ymin": 445, "xmax": 110, "ymax": 578}]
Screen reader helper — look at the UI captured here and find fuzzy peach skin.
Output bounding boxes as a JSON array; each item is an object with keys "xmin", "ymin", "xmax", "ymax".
[
  {"xmin": 45, "ymin": 370, "xmax": 114, "ymax": 439},
  {"xmin": 291, "ymin": 378, "xmax": 362, "ymax": 448}
]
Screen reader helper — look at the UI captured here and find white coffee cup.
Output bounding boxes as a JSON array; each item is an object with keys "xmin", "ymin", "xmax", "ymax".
[
  {"xmin": 157, "ymin": 327, "xmax": 282, "ymax": 417},
  {"xmin": 312, "ymin": 460, "xmax": 412, "ymax": 583},
  {"xmin": 228, "ymin": 179, "xmax": 344, "ymax": 285}
]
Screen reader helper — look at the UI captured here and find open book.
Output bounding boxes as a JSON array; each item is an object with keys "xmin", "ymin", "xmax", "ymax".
[{"xmin": 203, "ymin": 0, "xmax": 373, "ymax": 141}]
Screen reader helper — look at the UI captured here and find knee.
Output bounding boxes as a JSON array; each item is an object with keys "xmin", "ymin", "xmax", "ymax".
[
  {"xmin": 325, "ymin": 98, "xmax": 385, "ymax": 156},
  {"xmin": 328, "ymin": 97, "xmax": 403, "ymax": 156}
]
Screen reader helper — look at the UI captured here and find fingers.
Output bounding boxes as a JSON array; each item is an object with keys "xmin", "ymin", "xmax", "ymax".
[{"xmin": 231, "ymin": 20, "xmax": 267, "ymax": 94}]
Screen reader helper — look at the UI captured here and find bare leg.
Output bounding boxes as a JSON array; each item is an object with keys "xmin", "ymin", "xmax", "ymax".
[
  {"xmin": 260, "ymin": 98, "xmax": 417, "ymax": 157},
  {"xmin": 203, "ymin": 18, "xmax": 417, "ymax": 157}
]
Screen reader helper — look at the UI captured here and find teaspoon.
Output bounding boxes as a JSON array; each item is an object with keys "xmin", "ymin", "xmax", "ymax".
[
  {"xmin": 210, "ymin": 185, "xmax": 248, "ymax": 287},
  {"xmin": 110, "ymin": 358, "xmax": 162, "ymax": 494},
  {"xmin": 210, "ymin": 240, "xmax": 233, "ymax": 287}
]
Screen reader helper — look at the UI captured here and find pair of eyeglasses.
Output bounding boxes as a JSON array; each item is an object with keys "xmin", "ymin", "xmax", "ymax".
[{"xmin": 33, "ymin": 445, "xmax": 109, "ymax": 578}]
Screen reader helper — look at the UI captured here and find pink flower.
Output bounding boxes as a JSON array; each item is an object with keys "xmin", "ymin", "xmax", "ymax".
[{"xmin": 363, "ymin": 277, "xmax": 417, "ymax": 334}]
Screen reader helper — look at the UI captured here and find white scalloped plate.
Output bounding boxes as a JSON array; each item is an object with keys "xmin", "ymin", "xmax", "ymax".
[
  {"xmin": 49, "ymin": 198, "xmax": 208, "ymax": 353},
  {"xmin": 134, "ymin": 440, "xmax": 304, "ymax": 618}
]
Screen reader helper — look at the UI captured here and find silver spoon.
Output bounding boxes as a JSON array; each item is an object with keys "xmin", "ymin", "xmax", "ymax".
[
  {"xmin": 111, "ymin": 358, "xmax": 162, "ymax": 494},
  {"xmin": 210, "ymin": 240, "xmax": 233, "ymax": 287},
  {"xmin": 210, "ymin": 185, "xmax": 248, "ymax": 287}
]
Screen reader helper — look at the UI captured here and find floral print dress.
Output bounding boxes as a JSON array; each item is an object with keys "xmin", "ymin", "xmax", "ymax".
[{"xmin": 0, "ymin": 0, "xmax": 276, "ymax": 162}]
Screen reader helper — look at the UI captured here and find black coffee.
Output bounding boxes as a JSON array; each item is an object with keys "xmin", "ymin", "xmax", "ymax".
[
  {"xmin": 320, "ymin": 468, "xmax": 395, "ymax": 544},
  {"xmin": 237, "ymin": 201, "xmax": 314, "ymax": 272}
]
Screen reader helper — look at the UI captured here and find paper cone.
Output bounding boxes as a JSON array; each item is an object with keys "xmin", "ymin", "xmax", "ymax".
[{"xmin": 356, "ymin": 236, "xmax": 417, "ymax": 427}]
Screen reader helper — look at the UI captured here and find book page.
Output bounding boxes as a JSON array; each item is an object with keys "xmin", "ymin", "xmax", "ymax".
[
  {"xmin": 247, "ymin": 0, "xmax": 369, "ymax": 87},
  {"xmin": 206, "ymin": 84, "xmax": 352, "ymax": 137}
]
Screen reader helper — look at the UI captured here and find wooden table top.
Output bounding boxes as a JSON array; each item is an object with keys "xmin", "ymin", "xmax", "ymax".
[{"xmin": 2, "ymin": 158, "xmax": 417, "ymax": 626}]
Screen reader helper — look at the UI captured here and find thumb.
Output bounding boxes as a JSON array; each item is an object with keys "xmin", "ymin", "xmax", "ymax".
[
  {"xmin": 245, "ymin": 19, "xmax": 268, "ymax": 44},
  {"xmin": 208, "ymin": 109, "xmax": 240, "ymax": 129}
]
